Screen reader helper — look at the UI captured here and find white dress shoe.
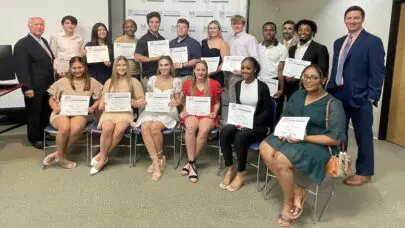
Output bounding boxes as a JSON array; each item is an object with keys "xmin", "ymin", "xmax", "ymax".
[
  {"xmin": 90, "ymin": 157, "xmax": 98, "ymax": 167},
  {"xmin": 89, "ymin": 158, "xmax": 108, "ymax": 175}
]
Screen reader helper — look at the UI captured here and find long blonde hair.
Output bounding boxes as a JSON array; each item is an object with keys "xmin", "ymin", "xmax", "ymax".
[
  {"xmin": 109, "ymin": 56, "xmax": 135, "ymax": 98},
  {"xmin": 207, "ymin": 20, "xmax": 223, "ymax": 40},
  {"xmin": 156, "ymin": 56, "xmax": 176, "ymax": 78},
  {"xmin": 191, "ymin": 60, "xmax": 210, "ymax": 96}
]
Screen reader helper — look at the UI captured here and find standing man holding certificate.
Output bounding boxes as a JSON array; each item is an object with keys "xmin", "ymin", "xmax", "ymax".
[
  {"xmin": 220, "ymin": 57, "xmax": 273, "ymax": 191},
  {"xmin": 327, "ymin": 6, "xmax": 386, "ymax": 186},
  {"xmin": 14, "ymin": 17, "xmax": 55, "ymax": 149},
  {"xmin": 50, "ymin": 15, "xmax": 83, "ymax": 78},
  {"xmin": 169, "ymin": 19, "xmax": 201, "ymax": 81},
  {"xmin": 284, "ymin": 20, "xmax": 329, "ymax": 100},
  {"xmin": 135, "ymin": 11, "xmax": 166, "ymax": 89},
  {"xmin": 227, "ymin": 15, "xmax": 259, "ymax": 103},
  {"xmin": 258, "ymin": 22, "xmax": 288, "ymax": 121}
]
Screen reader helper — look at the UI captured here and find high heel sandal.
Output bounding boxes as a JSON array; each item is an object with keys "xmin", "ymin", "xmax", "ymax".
[
  {"xmin": 147, "ymin": 150, "xmax": 165, "ymax": 173},
  {"xmin": 180, "ymin": 162, "xmax": 190, "ymax": 176},
  {"xmin": 150, "ymin": 154, "xmax": 162, "ymax": 181},
  {"xmin": 188, "ymin": 160, "xmax": 198, "ymax": 183}
]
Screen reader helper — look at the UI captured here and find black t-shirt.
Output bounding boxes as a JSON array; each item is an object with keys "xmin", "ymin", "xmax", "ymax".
[{"xmin": 135, "ymin": 31, "xmax": 165, "ymax": 78}]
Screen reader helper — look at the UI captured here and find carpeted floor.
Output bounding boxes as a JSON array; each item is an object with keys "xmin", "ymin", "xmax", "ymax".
[{"xmin": 1, "ymin": 128, "xmax": 405, "ymax": 228}]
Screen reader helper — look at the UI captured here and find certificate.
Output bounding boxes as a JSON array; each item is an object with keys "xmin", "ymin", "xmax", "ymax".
[
  {"xmin": 60, "ymin": 95, "xmax": 90, "ymax": 116},
  {"xmin": 114, "ymin": 43, "xmax": 136, "ymax": 59},
  {"xmin": 170, "ymin": 47, "xmax": 188, "ymax": 63},
  {"xmin": 104, "ymin": 92, "xmax": 131, "ymax": 112},
  {"xmin": 147, "ymin": 40, "xmax": 170, "ymax": 58},
  {"xmin": 201, "ymin": 57, "xmax": 220, "ymax": 74},
  {"xmin": 85, "ymin": 46, "xmax": 110, "ymax": 63},
  {"xmin": 227, "ymin": 103, "xmax": 255, "ymax": 129},
  {"xmin": 261, "ymin": 78, "xmax": 279, "ymax": 97},
  {"xmin": 221, "ymin": 56, "xmax": 244, "ymax": 72},
  {"xmin": 145, "ymin": 92, "xmax": 171, "ymax": 113},
  {"xmin": 186, "ymin": 96, "xmax": 211, "ymax": 116},
  {"xmin": 274, "ymin": 117, "xmax": 310, "ymax": 140},
  {"xmin": 282, "ymin": 57, "xmax": 311, "ymax": 79}
]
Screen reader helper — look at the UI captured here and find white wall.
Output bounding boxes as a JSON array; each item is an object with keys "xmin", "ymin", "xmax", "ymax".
[
  {"xmin": 275, "ymin": 0, "xmax": 393, "ymax": 136},
  {"xmin": 248, "ymin": 0, "xmax": 279, "ymax": 42},
  {"xmin": 0, "ymin": 0, "xmax": 109, "ymax": 109}
]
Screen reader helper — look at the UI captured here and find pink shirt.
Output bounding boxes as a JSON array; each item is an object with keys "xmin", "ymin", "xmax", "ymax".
[{"xmin": 338, "ymin": 29, "xmax": 363, "ymax": 61}]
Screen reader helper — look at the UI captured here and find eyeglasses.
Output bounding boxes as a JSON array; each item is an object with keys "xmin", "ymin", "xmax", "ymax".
[{"xmin": 302, "ymin": 75, "xmax": 320, "ymax": 82}]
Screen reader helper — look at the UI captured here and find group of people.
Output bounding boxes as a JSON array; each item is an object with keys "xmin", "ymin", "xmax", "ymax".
[{"xmin": 13, "ymin": 5, "xmax": 385, "ymax": 227}]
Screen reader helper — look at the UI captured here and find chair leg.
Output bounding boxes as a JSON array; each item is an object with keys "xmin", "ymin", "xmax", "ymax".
[
  {"xmin": 129, "ymin": 130, "xmax": 132, "ymax": 167},
  {"xmin": 174, "ymin": 128, "xmax": 183, "ymax": 169},
  {"xmin": 315, "ymin": 178, "xmax": 335, "ymax": 223},
  {"xmin": 133, "ymin": 133, "xmax": 138, "ymax": 166},
  {"xmin": 42, "ymin": 130, "xmax": 47, "ymax": 170},
  {"xmin": 313, "ymin": 185, "xmax": 319, "ymax": 224},
  {"xmin": 256, "ymin": 153, "xmax": 262, "ymax": 192},
  {"xmin": 86, "ymin": 132, "xmax": 89, "ymax": 166}
]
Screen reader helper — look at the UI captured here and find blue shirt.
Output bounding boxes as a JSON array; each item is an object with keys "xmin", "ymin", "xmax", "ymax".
[{"xmin": 169, "ymin": 35, "xmax": 201, "ymax": 76}]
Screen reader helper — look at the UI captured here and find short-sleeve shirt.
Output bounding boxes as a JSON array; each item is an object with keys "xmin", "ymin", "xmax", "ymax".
[
  {"xmin": 114, "ymin": 35, "xmax": 141, "ymax": 76},
  {"xmin": 258, "ymin": 42, "xmax": 288, "ymax": 80},
  {"xmin": 169, "ymin": 36, "xmax": 202, "ymax": 76},
  {"xmin": 47, "ymin": 77, "xmax": 103, "ymax": 122},
  {"xmin": 135, "ymin": 31, "xmax": 165, "ymax": 78}
]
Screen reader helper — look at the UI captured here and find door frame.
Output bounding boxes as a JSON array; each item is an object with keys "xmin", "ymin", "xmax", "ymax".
[{"xmin": 378, "ymin": 0, "xmax": 405, "ymax": 139}]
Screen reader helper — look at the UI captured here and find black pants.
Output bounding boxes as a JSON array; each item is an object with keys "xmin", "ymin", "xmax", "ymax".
[
  {"xmin": 274, "ymin": 95, "xmax": 284, "ymax": 122},
  {"xmin": 24, "ymin": 92, "xmax": 51, "ymax": 143},
  {"xmin": 220, "ymin": 124, "xmax": 268, "ymax": 172}
]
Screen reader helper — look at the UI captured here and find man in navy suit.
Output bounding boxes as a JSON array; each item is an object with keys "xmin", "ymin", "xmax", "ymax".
[
  {"xmin": 327, "ymin": 6, "xmax": 386, "ymax": 186},
  {"xmin": 14, "ymin": 17, "xmax": 55, "ymax": 149}
]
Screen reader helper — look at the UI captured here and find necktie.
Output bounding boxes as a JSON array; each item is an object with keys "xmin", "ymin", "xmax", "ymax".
[
  {"xmin": 335, "ymin": 35, "xmax": 353, "ymax": 86},
  {"xmin": 38, "ymin": 38, "xmax": 52, "ymax": 59}
]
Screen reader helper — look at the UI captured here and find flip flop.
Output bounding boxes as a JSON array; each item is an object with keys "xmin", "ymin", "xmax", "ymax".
[
  {"xmin": 290, "ymin": 191, "xmax": 308, "ymax": 219},
  {"xmin": 278, "ymin": 214, "xmax": 295, "ymax": 227}
]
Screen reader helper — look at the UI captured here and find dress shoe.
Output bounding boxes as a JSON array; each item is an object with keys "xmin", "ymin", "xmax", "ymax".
[
  {"xmin": 343, "ymin": 175, "xmax": 372, "ymax": 187},
  {"xmin": 32, "ymin": 141, "xmax": 46, "ymax": 149}
]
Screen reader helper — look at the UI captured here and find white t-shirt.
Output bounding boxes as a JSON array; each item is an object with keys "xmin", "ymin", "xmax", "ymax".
[{"xmin": 240, "ymin": 79, "xmax": 258, "ymax": 107}]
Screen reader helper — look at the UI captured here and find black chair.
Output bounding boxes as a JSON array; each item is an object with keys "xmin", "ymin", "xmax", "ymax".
[{"xmin": 0, "ymin": 45, "xmax": 15, "ymax": 81}]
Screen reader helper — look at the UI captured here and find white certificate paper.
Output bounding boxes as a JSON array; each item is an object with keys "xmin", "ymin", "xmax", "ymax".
[
  {"xmin": 186, "ymin": 96, "xmax": 211, "ymax": 116},
  {"xmin": 260, "ymin": 78, "xmax": 279, "ymax": 97},
  {"xmin": 104, "ymin": 92, "xmax": 131, "ymax": 112},
  {"xmin": 60, "ymin": 95, "xmax": 90, "ymax": 116},
  {"xmin": 145, "ymin": 92, "xmax": 171, "ymax": 113},
  {"xmin": 274, "ymin": 117, "xmax": 310, "ymax": 140},
  {"xmin": 227, "ymin": 103, "xmax": 255, "ymax": 129},
  {"xmin": 147, "ymin": 40, "xmax": 170, "ymax": 58},
  {"xmin": 282, "ymin": 57, "xmax": 311, "ymax": 79},
  {"xmin": 221, "ymin": 56, "xmax": 244, "ymax": 72},
  {"xmin": 114, "ymin": 43, "xmax": 136, "ymax": 59},
  {"xmin": 85, "ymin": 46, "xmax": 110, "ymax": 63},
  {"xmin": 201, "ymin": 57, "xmax": 220, "ymax": 74},
  {"xmin": 170, "ymin": 47, "xmax": 188, "ymax": 63}
]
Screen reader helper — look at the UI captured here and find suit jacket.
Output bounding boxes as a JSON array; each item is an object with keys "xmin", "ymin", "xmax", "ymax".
[
  {"xmin": 289, "ymin": 40, "xmax": 329, "ymax": 76},
  {"xmin": 14, "ymin": 34, "xmax": 54, "ymax": 93},
  {"xmin": 326, "ymin": 30, "xmax": 386, "ymax": 108},
  {"xmin": 235, "ymin": 79, "xmax": 273, "ymax": 128}
]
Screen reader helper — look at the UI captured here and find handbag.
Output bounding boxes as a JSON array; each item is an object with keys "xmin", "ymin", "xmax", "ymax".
[{"xmin": 324, "ymin": 99, "xmax": 353, "ymax": 177}]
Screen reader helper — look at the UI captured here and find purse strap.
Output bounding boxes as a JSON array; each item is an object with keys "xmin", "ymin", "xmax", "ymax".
[{"xmin": 326, "ymin": 98, "xmax": 346, "ymax": 156}]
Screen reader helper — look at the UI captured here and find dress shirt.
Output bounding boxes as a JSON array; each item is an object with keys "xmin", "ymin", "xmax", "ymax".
[
  {"xmin": 228, "ymin": 32, "xmax": 259, "ymax": 60},
  {"xmin": 295, "ymin": 39, "xmax": 312, "ymax": 60},
  {"xmin": 50, "ymin": 31, "xmax": 83, "ymax": 73}
]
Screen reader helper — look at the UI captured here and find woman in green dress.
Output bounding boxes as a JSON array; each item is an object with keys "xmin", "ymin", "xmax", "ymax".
[{"xmin": 259, "ymin": 65, "xmax": 346, "ymax": 227}]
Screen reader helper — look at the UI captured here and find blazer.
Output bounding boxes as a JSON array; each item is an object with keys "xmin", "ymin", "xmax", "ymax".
[
  {"xmin": 235, "ymin": 79, "xmax": 273, "ymax": 128},
  {"xmin": 326, "ymin": 29, "xmax": 386, "ymax": 108},
  {"xmin": 13, "ymin": 34, "xmax": 55, "ymax": 93},
  {"xmin": 289, "ymin": 40, "xmax": 329, "ymax": 76}
]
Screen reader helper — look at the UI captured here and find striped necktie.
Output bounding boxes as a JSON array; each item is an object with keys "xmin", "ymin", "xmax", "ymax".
[{"xmin": 335, "ymin": 35, "xmax": 353, "ymax": 86}]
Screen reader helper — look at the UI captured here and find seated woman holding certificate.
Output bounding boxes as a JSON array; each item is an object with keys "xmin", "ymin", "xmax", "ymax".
[
  {"xmin": 179, "ymin": 60, "xmax": 221, "ymax": 183},
  {"xmin": 259, "ymin": 65, "xmax": 346, "ymax": 227},
  {"xmin": 43, "ymin": 56, "xmax": 103, "ymax": 169},
  {"xmin": 90, "ymin": 56, "xmax": 145, "ymax": 175},
  {"xmin": 219, "ymin": 57, "xmax": 273, "ymax": 191},
  {"xmin": 81, "ymin": 22, "xmax": 113, "ymax": 84},
  {"xmin": 135, "ymin": 56, "xmax": 182, "ymax": 181}
]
